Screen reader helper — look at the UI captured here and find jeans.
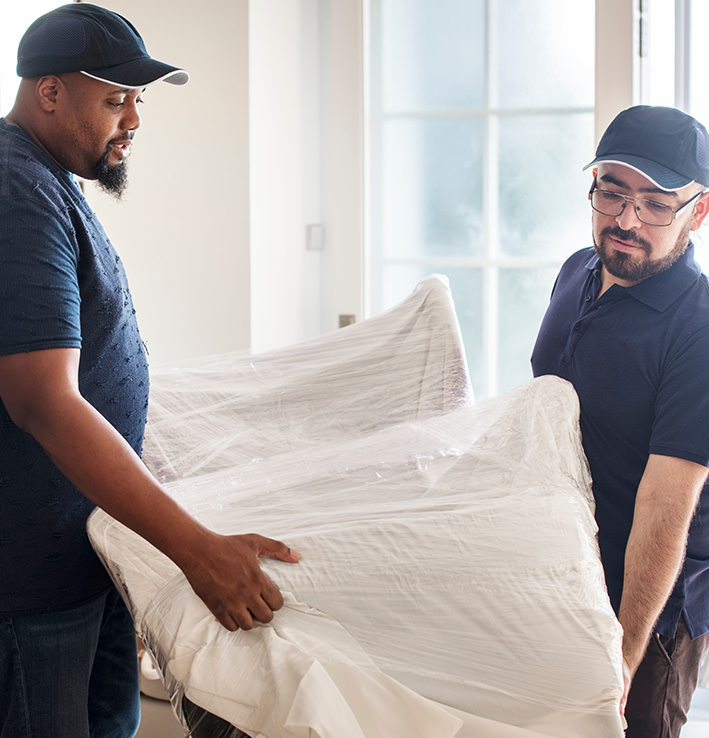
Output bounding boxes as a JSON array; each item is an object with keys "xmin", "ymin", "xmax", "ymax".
[
  {"xmin": 625, "ymin": 616, "xmax": 709, "ymax": 738},
  {"xmin": 0, "ymin": 587, "xmax": 140, "ymax": 738}
]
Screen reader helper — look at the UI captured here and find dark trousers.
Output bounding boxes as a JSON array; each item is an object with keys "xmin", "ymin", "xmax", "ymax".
[
  {"xmin": 0, "ymin": 587, "xmax": 139, "ymax": 738},
  {"xmin": 625, "ymin": 617, "xmax": 709, "ymax": 738}
]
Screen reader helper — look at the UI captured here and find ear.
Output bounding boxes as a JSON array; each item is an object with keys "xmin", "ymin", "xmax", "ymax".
[
  {"xmin": 35, "ymin": 75, "xmax": 63, "ymax": 112},
  {"xmin": 690, "ymin": 191, "xmax": 709, "ymax": 231}
]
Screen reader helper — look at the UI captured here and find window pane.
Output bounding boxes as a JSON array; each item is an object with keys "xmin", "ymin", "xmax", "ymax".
[
  {"xmin": 497, "ymin": 267, "xmax": 559, "ymax": 395},
  {"xmin": 383, "ymin": 117, "xmax": 484, "ymax": 259},
  {"xmin": 369, "ymin": 0, "xmax": 597, "ymax": 400},
  {"xmin": 382, "ymin": 265, "xmax": 483, "ymax": 396},
  {"xmin": 381, "ymin": 0, "xmax": 485, "ymax": 112},
  {"xmin": 498, "ymin": 113, "xmax": 595, "ymax": 260},
  {"xmin": 496, "ymin": 0, "xmax": 595, "ymax": 109}
]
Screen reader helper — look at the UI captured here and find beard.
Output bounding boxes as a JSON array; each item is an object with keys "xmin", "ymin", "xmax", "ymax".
[
  {"xmin": 592, "ymin": 220, "xmax": 692, "ymax": 283},
  {"xmin": 94, "ymin": 143, "xmax": 129, "ymax": 199}
]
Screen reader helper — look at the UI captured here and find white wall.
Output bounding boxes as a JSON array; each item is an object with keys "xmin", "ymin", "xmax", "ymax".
[
  {"xmin": 85, "ymin": 0, "xmax": 364, "ymax": 366},
  {"xmin": 85, "ymin": 0, "xmax": 252, "ymax": 366},
  {"xmin": 0, "ymin": 0, "xmax": 61, "ymax": 114},
  {"xmin": 249, "ymin": 0, "xmax": 317, "ymax": 352},
  {"xmin": 594, "ymin": 0, "xmax": 637, "ymax": 143},
  {"xmin": 249, "ymin": 0, "xmax": 364, "ymax": 352},
  {"xmin": 319, "ymin": 0, "xmax": 365, "ymax": 334}
]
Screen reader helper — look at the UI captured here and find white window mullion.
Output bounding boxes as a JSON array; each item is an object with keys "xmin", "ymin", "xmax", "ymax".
[
  {"xmin": 483, "ymin": 0, "xmax": 498, "ymax": 399},
  {"xmin": 364, "ymin": 0, "xmax": 383, "ymax": 316},
  {"xmin": 674, "ymin": 0, "xmax": 690, "ymax": 110},
  {"xmin": 484, "ymin": 116, "xmax": 500, "ymax": 400}
]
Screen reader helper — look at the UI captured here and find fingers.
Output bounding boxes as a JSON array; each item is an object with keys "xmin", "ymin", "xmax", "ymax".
[
  {"xmin": 213, "ymin": 605, "xmax": 248, "ymax": 632},
  {"xmin": 213, "ymin": 573, "xmax": 279, "ymax": 631},
  {"xmin": 212, "ymin": 596, "xmax": 268, "ymax": 631},
  {"xmin": 260, "ymin": 572, "xmax": 284, "ymax": 612},
  {"xmin": 231, "ymin": 571, "xmax": 283, "ymax": 626},
  {"xmin": 188, "ymin": 532, "xmax": 300, "ymax": 632},
  {"xmin": 247, "ymin": 533, "xmax": 301, "ymax": 563},
  {"xmin": 213, "ymin": 587, "xmax": 278, "ymax": 631}
]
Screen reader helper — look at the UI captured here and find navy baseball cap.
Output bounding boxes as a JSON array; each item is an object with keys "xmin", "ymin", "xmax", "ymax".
[
  {"xmin": 583, "ymin": 105, "xmax": 709, "ymax": 190},
  {"xmin": 16, "ymin": 3, "xmax": 189, "ymax": 88}
]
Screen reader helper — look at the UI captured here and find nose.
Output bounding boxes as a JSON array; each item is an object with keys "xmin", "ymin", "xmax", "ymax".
[
  {"xmin": 616, "ymin": 199, "xmax": 643, "ymax": 230},
  {"xmin": 121, "ymin": 99, "xmax": 142, "ymax": 132}
]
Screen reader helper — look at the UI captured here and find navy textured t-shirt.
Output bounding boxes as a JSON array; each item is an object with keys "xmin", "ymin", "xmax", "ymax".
[
  {"xmin": 532, "ymin": 246, "xmax": 709, "ymax": 638},
  {"xmin": 0, "ymin": 118, "xmax": 150, "ymax": 613}
]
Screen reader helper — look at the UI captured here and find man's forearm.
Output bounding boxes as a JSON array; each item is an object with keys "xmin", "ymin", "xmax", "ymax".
[
  {"xmin": 22, "ymin": 386, "xmax": 207, "ymax": 564},
  {"xmin": 618, "ymin": 454, "xmax": 707, "ymax": 675},
  {"xmin": 20, "ymin": 388, "xmax": 299, "ymax": 629},
  {"xmin": 619, "ymin": 506, "xmax": 689, "ymax": 672},
  {"xmin": 0, "ymin": 348, "xmax": 299, "ymax": 631}
]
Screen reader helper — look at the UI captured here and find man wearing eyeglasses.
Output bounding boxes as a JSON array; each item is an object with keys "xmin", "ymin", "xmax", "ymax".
[{"xmin": 532, "ymin": 105, "xmax": 709, "ymax": 737}]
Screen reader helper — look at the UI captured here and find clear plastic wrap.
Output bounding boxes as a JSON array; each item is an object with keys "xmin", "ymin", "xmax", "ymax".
[
  {"xmin": 140, "ymin": 275, "xmax": 473, "ymax": 484},
  {"xmin": 87, "ymin": 276, "xmax": 625, "ymax": 738}
]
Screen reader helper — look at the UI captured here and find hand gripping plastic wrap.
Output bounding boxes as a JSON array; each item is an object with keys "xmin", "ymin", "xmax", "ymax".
[{"xmin": 87, "ymin": 276, "xmax": 625, "ymax": 738}]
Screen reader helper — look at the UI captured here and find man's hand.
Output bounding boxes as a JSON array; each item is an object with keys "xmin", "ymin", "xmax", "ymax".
[
  {"xmin": 0, "ymin": 347, "xmax": 301, "ymax": 631},
  {"xmin": 178, "ymin": 532, "xmax": 301, "ymax": 631}
]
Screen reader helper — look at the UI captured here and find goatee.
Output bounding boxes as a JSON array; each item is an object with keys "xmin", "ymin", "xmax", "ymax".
[
  {"xmin": 593, "ymin": 223, "xmax": 690, "ymax": 283},
  {"xmin": 94, "ymin": 148, "xmax": 128, "ymax": 199}
]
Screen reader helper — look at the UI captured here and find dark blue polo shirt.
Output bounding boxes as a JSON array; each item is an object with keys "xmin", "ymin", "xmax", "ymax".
[
  {"xmin": 531, "ymin": 245, "xmax": 709, "ymax": 639},
  {"xmin": 0, "ymin": 119, "xmax": 150, "ymax": 613}
]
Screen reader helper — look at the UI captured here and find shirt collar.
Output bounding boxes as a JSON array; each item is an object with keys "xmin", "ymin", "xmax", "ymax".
[
  {"xmin": 583, "ymin": 243, "xmax": 702, "ymax": 312},
  {"xmin": 1, "ymin": 118, "xmax": 79, "ymax": 191}
]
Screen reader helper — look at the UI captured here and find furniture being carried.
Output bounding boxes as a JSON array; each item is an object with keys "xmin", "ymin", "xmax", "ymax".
[{"xmin": 87, "ymin": 276, "xmax": 624, "ymax": 738}]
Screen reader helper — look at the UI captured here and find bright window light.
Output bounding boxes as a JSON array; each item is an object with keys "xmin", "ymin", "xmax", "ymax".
[
  {"xmin": 367, "ymin": 0, "xmax": 595, "ymax": 399},
  {"xmin": 0, "ymin": 2, "xmax": 66, "ymax": 115}
]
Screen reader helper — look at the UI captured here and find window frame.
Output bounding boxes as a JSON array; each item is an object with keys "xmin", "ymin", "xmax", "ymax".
[{"xmin": 366, "ymin": 0, "xmax": 612, "ymax": 398}]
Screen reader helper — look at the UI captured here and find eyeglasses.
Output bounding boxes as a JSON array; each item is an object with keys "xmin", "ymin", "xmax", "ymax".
[{"xmin": 588, "ymin": 180, "xmax": 705, "ymax": 227}]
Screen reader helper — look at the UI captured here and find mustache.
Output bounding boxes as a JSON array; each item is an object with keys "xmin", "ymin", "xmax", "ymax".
[
  {"xmin": 106, "ymin": 132, "xmax": 135, "ymax": 148},
  {"xmin": 600, "ymin": 225, "xmax": 652, "ymax": 252}
]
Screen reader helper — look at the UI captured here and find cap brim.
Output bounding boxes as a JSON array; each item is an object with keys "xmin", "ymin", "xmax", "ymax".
[
  {"xmin": 582, "ymin": 154, "xmax": 693, "ymax": 191},
  {"xmin": 80, "ymin": 58, "xmax": 189, "ymax": 88}
]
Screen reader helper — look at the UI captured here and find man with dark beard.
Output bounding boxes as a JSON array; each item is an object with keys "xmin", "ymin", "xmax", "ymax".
[
  {"xmin": 94, "ymin": 135, "xmax": 131, "ymax": 197},
  {"xmin": 532, "ymin": 105, "xmax": 709, "ymax": 738},
  {"xmin": 0, "ymin": 5, "xmax": 298, "ymax": 737}
]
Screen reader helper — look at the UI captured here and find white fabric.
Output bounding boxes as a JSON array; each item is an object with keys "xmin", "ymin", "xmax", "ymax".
[{"xmin": 87, "ymin": 276, "xmax": 625, "ymax": 738}]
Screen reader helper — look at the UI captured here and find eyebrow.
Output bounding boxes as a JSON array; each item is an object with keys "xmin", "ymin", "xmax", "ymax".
[
  {"xmin": 106, "ymin": 87, "xmax": 146, "ymax": 95},
  {"xmin": 598, "ymin": 172, "xmax": 680, "ymax": 199}
]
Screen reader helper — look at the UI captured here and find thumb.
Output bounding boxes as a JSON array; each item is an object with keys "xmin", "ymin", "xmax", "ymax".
[{"xmin": 248, "ymin": 534, "xmax": 301, "ymax": 563}]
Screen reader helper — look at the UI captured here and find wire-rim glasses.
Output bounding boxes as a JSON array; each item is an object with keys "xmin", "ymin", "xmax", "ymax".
[{"xmin": 588, "ymin": 179, "xmax": 704, "ymax": 227}]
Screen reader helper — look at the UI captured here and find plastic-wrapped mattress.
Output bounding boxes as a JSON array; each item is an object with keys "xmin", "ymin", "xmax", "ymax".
[{"xmin": 87, "ymin": 276, "xmax": 624, "ymax": 738}]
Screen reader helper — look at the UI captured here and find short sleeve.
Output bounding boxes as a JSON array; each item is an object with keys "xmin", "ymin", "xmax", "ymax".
[
  {"xmin": 650, "ymin": 324, "xmax": 709, "ymax": 467},
  {"xmin": 0, "ymin": 196, "xmax": 82, "ymax": 356}
]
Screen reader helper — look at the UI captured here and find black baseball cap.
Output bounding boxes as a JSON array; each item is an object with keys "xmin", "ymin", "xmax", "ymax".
[
  {"xmin": 16, "ymin": 3, "xmax": 189, "ymax": 88},
  {"xmin": 583, "ymin": 105, "xmax": 709, "ymax": 190}
]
